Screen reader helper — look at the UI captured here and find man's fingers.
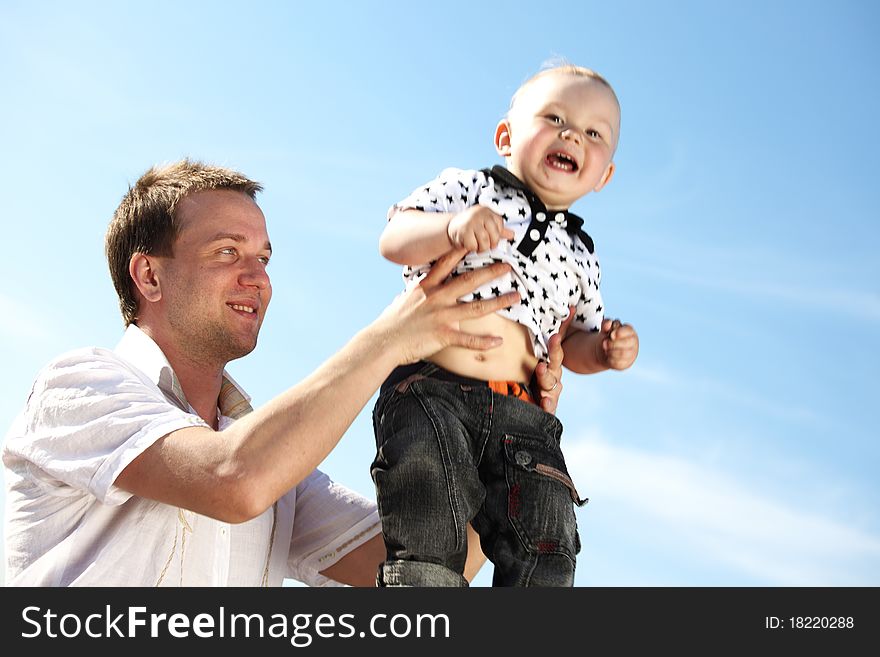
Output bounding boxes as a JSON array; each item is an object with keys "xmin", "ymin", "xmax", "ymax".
[
  {"xmin": 446, "ymin": 330, "xmax": 504, "ymax": 351},
  {"xmin": 422, "ymin": 248, "xmax": 468, "ymax": 287},
  {"xmin": 541, "ymin": 382, "xmax": 561, "ymax": 414},
  {"xmin": 532, "ymin": 358, "xmax": 564, "ymax": 416},
  {"xmin": 440, "ymin": 262, "xmax": 512, "ymax": 298},
  {"xmin": 534, "ymin": 360, "xmax": 551, "ymax": 386},
  {"xmin": 458, "ymin": 291, "xmax": 521, "ymax": 319},
  {"xmin": 545, "ymin": 333, "xmax": 565, "ymax": 371},
  {"xmin": 562, "ymin": 306, "xmax": 576, "ymax": 329}
]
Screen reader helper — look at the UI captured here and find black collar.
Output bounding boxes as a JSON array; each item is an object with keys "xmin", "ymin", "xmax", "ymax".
[{"xmin": 485, "ymin": 165, "xmax": 594, "ymax": 254}]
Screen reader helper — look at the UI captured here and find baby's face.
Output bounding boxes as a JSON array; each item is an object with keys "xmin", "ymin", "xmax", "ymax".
[{"xmin": 498, "ymin": 73, "xmax": 620, "ymax": 209}]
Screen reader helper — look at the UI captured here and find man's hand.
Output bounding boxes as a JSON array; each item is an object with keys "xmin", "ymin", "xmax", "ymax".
[
  {"xmin": 534, "ymin": 306, "xmax": 574, "ymax": 413},
  {"xmin": 378, "ymin": 249, "xmax": 520, "ymax": 365},
  {"xmin": 447, "ymin": 206, "xmax": 515, "ymax": 253}
]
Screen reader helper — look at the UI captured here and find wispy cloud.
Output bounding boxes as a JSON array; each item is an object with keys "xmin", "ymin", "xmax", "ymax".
[
  {"xmin": 568, "ymin": 431, "xmax": 880, "ymax": 585},
  {"xmin": 617, "ymin": 256, "xmax": 880, "ymax": 323},
  {"xmin": 626, "ymin": 361, "xmax": 824, "ymax": 427}
]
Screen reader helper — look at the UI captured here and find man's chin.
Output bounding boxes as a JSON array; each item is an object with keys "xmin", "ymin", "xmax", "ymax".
[
  {"xmin": 227, "ymin": 338, "xmax": 258, "ymax": 362},
  {"xmin": 213, "ymin": 330, "xmax": 259, "ymax": 363}
]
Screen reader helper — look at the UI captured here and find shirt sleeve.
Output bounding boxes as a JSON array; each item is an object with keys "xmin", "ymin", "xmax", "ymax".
[
  {"xmin": 572, "ymin": 293, "xmax": 605, "ymax": 332},
  {"xmin": 4, "ymin": 348, "xmax": 208, "ymax": 506},
  {"xmin": 571, "ymin": 245, "xmax": 605, "ymax": 333},
  {"xmin": 286, "ymin": 469, "xmax": 381, "ymax": 587},
  {"xmin": 388, "ymin": 167, "xmax": 486, "ymax": 218}
]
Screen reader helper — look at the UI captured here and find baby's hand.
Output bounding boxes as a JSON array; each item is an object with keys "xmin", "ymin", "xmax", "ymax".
[
  {"xmin": 598, "ymin": 318, "xmax": 639, "ymax": 371},
  {"xmin": 447, "ymin": 206, "xmax": 515, "ymax": 253}
]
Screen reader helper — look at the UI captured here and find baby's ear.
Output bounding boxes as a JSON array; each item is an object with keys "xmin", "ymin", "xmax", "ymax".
[
  {"xmin": 494, "ymin": 120, "xmax": 512, "ymax": 156},
  {"xmin": 593, "ymin": 161, "xmax": 615, "ymax": 192}
]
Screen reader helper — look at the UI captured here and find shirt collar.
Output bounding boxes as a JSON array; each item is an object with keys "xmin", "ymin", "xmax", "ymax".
[
  {"xmin": 486, "ymin": 165, "xmax": 595, "ymax": 254},
  {"xmin": 487, "ymin": 165, "xmax": 548, "ymax": 205},
  {"xmin": 114, "ymin": 324, "xmax": 253, "ymax": 420}
]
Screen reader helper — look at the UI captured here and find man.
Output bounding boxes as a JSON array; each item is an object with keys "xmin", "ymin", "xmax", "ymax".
[{"xmin": 3, "ymin": 160, "xmax": 567, "ymax": 586}]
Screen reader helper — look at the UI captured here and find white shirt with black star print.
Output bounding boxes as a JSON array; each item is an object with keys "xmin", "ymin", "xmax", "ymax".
[{"xmin": 390, "ymin": 166, "xmax": 604, "ymax": 361}]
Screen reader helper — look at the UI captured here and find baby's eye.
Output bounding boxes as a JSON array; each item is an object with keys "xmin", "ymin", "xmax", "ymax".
[
  {"xmin": 586, "ymin": 129, "xmax": 602, "ymax": 139},
  {"xmin": 545, "ymin": 114, "xmax": 563, "ymax": 125}
]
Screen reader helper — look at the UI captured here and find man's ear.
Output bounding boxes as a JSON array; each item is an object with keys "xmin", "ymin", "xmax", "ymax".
[
  {"xmin": 593, "ymin": 162, "xmax": 615, "ymax": 192},
  {"xmin": 495, "ymin": 119, "xmax": 512, "ymax": 156},
  {"xmin": 129, "ymin": 253, "xmax": 162, "ymax": 303}
]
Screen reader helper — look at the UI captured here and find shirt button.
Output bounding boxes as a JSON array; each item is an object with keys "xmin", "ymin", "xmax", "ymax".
[
  {"xmin": 529, "ymin": 229, "xmax": 541, "ymax": 241},
  {"xmin": 515, "ymin": 451, "xmax": 532, "ymax": 466},
  {"xmin": 536, "ymin": 212, "xmax": 546, "ymax": 222},
  {"xmin": 554, "ymin": 212, "xmax": 565, "ymax": 223}
]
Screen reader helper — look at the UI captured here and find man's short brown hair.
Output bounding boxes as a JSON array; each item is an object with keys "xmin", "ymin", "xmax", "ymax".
[{"xmin": 105, "ymin": 159, "xmax": 262, "ymax": 325}]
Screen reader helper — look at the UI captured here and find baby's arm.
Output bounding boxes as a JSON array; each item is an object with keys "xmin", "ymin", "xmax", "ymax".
[
  {"xmin": 562, "ymin": 318, "xmax": 639, "ymax": 374},
  {"xmin": 380, "ymin": 207, "xmax": 515, "ymax": 266}
]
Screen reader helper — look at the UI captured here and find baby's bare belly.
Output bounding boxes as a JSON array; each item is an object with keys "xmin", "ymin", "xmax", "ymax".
[{"xmin": 428, "ymin": 313, "xmax": 538, "ymax": 383}]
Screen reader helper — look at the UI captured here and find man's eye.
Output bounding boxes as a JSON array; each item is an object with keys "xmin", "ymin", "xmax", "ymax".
[
  {"xmin": 259, "ymin": 256, "xmax": 271, "ymax": 265},
  {"xmin": 220, "ymin": 247, "xmax": 237, "ymax": 256}
]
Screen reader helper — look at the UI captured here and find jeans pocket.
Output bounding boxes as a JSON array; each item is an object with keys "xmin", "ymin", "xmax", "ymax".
[
  {"xmin": 502, "ymin": 433, "xmax": 584, "ymax": 558},
  {"xmin": 532, "ymin": 463, "xmax": 589, "ymax": 506}
]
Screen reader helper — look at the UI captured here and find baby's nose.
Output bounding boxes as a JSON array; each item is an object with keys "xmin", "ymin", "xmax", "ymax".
[{"xmin": 560, "ymin": 127, "xmax": 582, "ymax": 143}]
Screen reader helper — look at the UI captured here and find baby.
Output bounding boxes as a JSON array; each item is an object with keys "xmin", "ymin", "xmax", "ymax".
[{"xmin": 371, "ymin": 64, "xmax": 639, "ymax": 586}]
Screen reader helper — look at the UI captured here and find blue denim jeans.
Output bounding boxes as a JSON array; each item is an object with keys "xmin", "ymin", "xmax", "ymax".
[{"xmin": 371, "ymin": 362, "xmax": 587, "ymax": 587}]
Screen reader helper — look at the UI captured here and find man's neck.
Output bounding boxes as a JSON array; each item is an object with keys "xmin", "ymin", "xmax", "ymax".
[
  {"xmin": 169, "ymin": 354, "xmax": 224, "ymax": 429},
  {"xmin": 138, "ymin": 325, "xmax": 225, "ymax": 429}
]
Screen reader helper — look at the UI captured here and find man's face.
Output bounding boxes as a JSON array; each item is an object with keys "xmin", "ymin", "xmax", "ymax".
[
  {"xmin": 498, "ymin": 73, "xmax": 620, "ymax": 209},
  {"xmin": 157, "ymin": 189, "xmax": 273, "ymax": 366}
]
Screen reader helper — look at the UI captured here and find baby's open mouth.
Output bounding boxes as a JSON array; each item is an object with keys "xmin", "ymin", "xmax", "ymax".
[{"xmin": 546, "ymin": 152, "xmax": 578, "ymax": 172}]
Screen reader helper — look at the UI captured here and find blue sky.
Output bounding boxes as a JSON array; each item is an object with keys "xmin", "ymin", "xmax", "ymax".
[{"xmin": 1, "ymin": 0, "xmax": 878, "ymax": 587}]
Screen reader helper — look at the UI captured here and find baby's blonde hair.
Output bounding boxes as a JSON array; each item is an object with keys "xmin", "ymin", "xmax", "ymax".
[{"xmin": 508, "ymin": 61, "xmax": 620, "ymax": 117}]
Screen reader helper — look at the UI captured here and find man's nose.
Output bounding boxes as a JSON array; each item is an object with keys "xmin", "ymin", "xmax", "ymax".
[{"xmin": 240, "ymin": 260, "xmax": 270, "ymax": 289}]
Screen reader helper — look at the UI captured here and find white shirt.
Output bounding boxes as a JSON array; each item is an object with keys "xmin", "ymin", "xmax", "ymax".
[{"xmin": 3, "ymin": 325, "xmax": 380, "ymax": 586}]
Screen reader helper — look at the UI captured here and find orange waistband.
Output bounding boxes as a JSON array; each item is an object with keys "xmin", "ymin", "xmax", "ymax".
[{"xmin": 487, "ymin": 380, "xmax": 535, "ymax": 405}]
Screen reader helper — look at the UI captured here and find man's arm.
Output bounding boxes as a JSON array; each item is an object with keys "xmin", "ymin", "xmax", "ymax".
[
  {"xmin": 320, "ymin": 525, "xmax": 487, "ymax": 587},
  {"xmin": 115, "ymin": 252, "xmax": 520, "ymax": 523},
  {"xmin": 318, "ymin": 534, "xmax": 384, "ymax": 587}
]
